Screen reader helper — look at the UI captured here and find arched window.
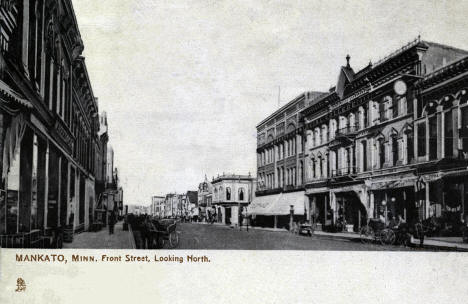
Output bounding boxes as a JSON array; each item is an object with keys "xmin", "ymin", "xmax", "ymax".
[
  {"xmin": 315, "ymin": 128, "xmax": 321, "ymax": 146},
  {"xmin": 214, "ymin": 188, "xmax": 218, "ymax": 201},
  {"xmin": 390, "ymin": 132, "xmax": 399, "ymax": 166},
  {"xmin": 238, "ymin": 188, "xmax": 245, "ymax": 201},
  {"xmin": 312, "ymin": 158, "xmax": 316, "ymax": 178},
  {"xmin": 329, "ymin": 119, "xmax": 336, "ymax": 139},
  {"xmin": 378, "ymin": 138, "xmax": 385, "ymax": 168},
  {"xmin": 348, "ymin": 113, "xmax": 355, "ymax": 131},
  {"xmin": 322, "ymin": 125, "xmax": 328, "ymax": 143},
  {"xmin": 317, "ymin": 154, "xmax": 323, "ymax": 178},
  {"xmin": 298, "ymin": 161, "xmax": 303, "ymax": 185}
]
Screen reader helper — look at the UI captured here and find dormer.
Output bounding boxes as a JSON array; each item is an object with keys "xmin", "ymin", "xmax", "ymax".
[{"xmin": 336, "ymin": 54, "xmax": 355, "ymax": 98}]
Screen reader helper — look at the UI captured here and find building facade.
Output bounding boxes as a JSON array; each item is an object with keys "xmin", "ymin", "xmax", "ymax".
[
  {"xmin": 150, "ymin": 195, "xmax": 164, "ymax": 218},
  {"xmin": 0, "ymin": 1, "xmax": 121, "ymax": 247},
  {"xmin": 197, "ymin": 175, "xmax": 213, "ymax": 220},
  {"xmin": 212, "ymin": 173, "xmax": 254, "ymax": 225},
  {"xmin": 249, "ymin": 91, "xmax": 325, "ymax": 229},
  {"xmin": 301, "ymin": 38, "xmax": 468, "ymax": 234}
]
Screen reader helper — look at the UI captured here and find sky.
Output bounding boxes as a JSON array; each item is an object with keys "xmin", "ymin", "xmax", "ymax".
[{"xmin": 73, "ymin": 0, "xmax": 468, "ymax": 206}]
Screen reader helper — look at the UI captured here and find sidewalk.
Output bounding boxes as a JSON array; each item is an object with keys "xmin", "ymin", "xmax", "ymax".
[
  {"xmin": 314, "ymin": 230, "xmax": 468, "ymax": 251},
  {"xmin": 63, "ymin": 221, "xmax": 135, "ymax": 249}
]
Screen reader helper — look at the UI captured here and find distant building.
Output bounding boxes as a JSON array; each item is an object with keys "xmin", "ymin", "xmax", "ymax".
[
  {"xmin": 185, "ymin": 191, "xmax": 198, "ymax": 216},
  {"xmin": 212, "ymin": 173, "xmax": 255, "ymax": 225},
  {"xmin": 151, "ymin": 196, "xmax": 165, "ymax": 217},
  {"xmin": 197, "ymin": 175, "xmax": 213, "ymax": 219}
]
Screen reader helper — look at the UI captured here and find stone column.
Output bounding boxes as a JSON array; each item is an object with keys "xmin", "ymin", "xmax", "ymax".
[
  {"xmin": 369, "ymin": 191, "xmax": 375, "ymax": 219},
  {"xmin": 425, "ymin": 182, "xmax": 430, "ymax": 220}
]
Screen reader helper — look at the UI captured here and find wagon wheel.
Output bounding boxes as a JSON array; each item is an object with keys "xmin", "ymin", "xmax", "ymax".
[
  {"xmin": 168, "ymin": 231, "xmax": 179, "ymax": 248},
  {"xmin": 360, "ymin": 225, "xmax": 374, "ymax": 244},
  {"xmin": 380, "ymin": 229, "xmax": 396, "ymax": 246}
]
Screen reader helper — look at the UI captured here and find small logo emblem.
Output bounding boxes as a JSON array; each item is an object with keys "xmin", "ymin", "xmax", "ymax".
[{"xmin": 15, "ymin": 278, "xmax": 26, "ymax": 292}]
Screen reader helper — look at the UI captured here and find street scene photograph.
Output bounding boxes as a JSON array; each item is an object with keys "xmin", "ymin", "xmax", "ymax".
[{"xmin": 1, "ymin": 0, "xmax": 468, "ymax": 252}]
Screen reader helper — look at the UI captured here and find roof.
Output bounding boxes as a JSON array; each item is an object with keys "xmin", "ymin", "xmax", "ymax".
[
  {"xmin": 212, "ymin": 173, "xmax": 254, "ymax": 183},
  {"xmin": 256, "ymin": 91, "xmax": 325, "ymax": 129}
]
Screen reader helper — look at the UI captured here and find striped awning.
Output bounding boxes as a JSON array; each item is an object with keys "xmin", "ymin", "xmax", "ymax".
[{"xmin": 248, "ymin": 191, "xmax": 306, "ymax": 216}]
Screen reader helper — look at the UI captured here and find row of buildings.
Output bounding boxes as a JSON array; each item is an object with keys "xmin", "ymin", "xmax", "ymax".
[
  {"xmin": 0, "ymin": 1, "xmax": 123, "ymax": 247},
  {"xmin": 149, "ymin": 174, "xmax": 256, "ymax": 226},
  {"xmin": 251, "ymin": 37, "xmax": 468, "ymax": 235}
]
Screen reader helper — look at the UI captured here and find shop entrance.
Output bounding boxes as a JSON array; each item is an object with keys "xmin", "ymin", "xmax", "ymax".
[
  {"xmin": 373, "ymin": 187, "xmax": 416, "ymax": 224},
  {"xmin": 311, "ymin": 193, "xmax": 331, "ymax": 227},
  {"xmin": 225, "ymin": 207, "xmax": 231, "ymax": 225},
  {"xmin": 336, "ymin": 192, "xmax": 367, "ymax": 232}
]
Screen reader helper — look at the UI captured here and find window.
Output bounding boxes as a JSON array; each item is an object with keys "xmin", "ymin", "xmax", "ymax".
[
  {"xmin": 277, "ymin": 168, "xmax": 281, "ymax": 187},
  {"xmin": 346, "ymin": 148, "xmax": 351, "ymax": 173},
  {"xmin": 361, "ymin": 140, "xmax": 367, "ymax": 171},
  {"xmin": 462, "ymin": 107, "xmax": 468, "ymax": 154},
  {"xmin": 299, "ymin": 161, "xmax": 303, "ymax": 185},
  {"xmin": 417, "ymin": 123, "xmax": 426, "ymax": 157},
  {"xmin": 379, "ymin": 101, "xmax": 386, "ymax": 122},
  {"xmin": 311, "ymin": 159, "xmax": 315, "ymax": 179},
  {"xmin": 317, "ymin": 155, "xmax": 322, "ymax": 178},
  {"xmin": 238, "ymin": 188, "xmax": 244, "ymax": 201},
  {"xmin": 363, "ymin": 104, "xmax": 368, "ymax": 128},
  {"xmin": 315, "ymin": 129, "xmax": 321, "ymax": 146},
  {"xmin": 407, "ymin": 131, "xmax": 414, "ymax": 163},
  {"xmin": 444, "ymin": 110, "xmax": 453, "ymax": 158},
  {"xmin": 391, "ymin": 135, "xmax": 398, "ymax": 165},
  {"xmin": 392, "ymin": 97, "xmax": 399, "ymax": 118},
  {"xmin": 322, "ymin": 125, "xmax": 328, "ymax": 143},
  {"xmin": 378, "ymin": 138, "xmax": 385, "ymax": 168},
  {"xmin": 429, "ymin": 116, "xmax": 437, "ymax": 160}
]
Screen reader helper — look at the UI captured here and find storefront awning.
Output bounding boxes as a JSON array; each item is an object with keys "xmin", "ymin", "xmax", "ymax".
[
  {"xmin": 0, "ymin": 80, "xmax": 32, "ymax": 108},
  {"xmin": 248, "ymin": 191, "xmax": 306, "ymax": 216},
  {"xmin": 442, "ymin": 170, "xmax": 468, "ymax": 179},
  {"xmin": 369, "ymin": 178, "xmax": 416, "ymax": 190}
]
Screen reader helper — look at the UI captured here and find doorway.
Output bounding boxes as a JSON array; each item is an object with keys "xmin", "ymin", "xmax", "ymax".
[{"xmin": 225, "ymin": 207, "xmax": 231, "ymax": 225}]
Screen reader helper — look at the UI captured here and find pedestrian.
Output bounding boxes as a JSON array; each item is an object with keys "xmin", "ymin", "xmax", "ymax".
[
  {"xmin": 239, "ymin": 207, "xmax": 243, "ymax": 231},
  {"xmin": 109, "ymin": 211, "xmax": 116, "ymax": 235},
  {"xmin": 144, "ymin": 216, "xmax": 156, "ymax": 249}
]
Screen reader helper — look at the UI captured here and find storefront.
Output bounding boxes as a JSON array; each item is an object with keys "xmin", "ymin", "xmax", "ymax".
[
  {"xmin": 423, "ymin": 170, "xmax": 468, "ymax": 236},
  {"xmin": 369, "ymin": 178, "xmax": 417, "ymax": 225},
  {"xmin": 248, "ymin": 191, "xmax": 308, "ymax": 229},
  {"xmin": 306, "ymin": 188, "xmax": 330, "ymax": 230},
  {"xmin": 334, "ymin": 191, "xmax": 367, "ymax": 232}
]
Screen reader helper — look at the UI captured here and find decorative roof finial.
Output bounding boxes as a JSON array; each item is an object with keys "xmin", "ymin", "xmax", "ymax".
[{"xmin": 346, "ymin": 54, "xmax": 351, "ymax": 67}]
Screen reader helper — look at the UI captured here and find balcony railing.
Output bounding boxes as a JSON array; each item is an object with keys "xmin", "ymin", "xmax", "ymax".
[
  {"xmin": 331, "ymin": 166, "xmax": 357, "ymax": 177},
  {"xmin": 336, "ymin": 125, "xmax": 358, "ymax": 137}
]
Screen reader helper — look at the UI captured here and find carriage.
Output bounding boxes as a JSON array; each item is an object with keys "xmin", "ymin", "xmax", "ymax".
[
  {"xmin": 359, "ymin": 219, "xmax": 413, "ymax": 246},
  {"xmin": 150, "ymin": 220, "xmax": 179, "ymax": 249}
]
